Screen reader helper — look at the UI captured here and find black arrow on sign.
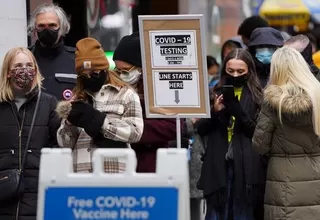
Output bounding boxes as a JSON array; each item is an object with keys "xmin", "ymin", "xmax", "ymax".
[{"xmin": 174, "ymin": 90, "xmax": 180, "ymax": 104}]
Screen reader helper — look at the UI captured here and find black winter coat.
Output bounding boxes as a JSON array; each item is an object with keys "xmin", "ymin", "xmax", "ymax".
[
  {"xmin": 0, "ymin": 90, "xmax": 60, "ymax": 220},
  {"xmin": 29, "ymin": 40, "xmax": 76, "ymax": 101},
  {"xmin": 196, "ymin": 86, "xmax": 265, "ymax": 218}
]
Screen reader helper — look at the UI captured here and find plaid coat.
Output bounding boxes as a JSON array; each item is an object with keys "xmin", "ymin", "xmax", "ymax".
[{"xmin": 57, "ymin": 84, "xmax": 143, "ymax": 173}]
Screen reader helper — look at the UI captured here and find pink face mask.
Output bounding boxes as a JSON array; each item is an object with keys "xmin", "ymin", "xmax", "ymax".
[{"xmin": 9, "ymin": 67, "xmax": 36, "ymax": 88}]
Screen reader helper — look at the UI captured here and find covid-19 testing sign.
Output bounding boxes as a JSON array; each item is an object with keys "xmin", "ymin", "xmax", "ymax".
[{"xmin": 138, "ymin": 15, "xmax": 210, "ymax": 119}]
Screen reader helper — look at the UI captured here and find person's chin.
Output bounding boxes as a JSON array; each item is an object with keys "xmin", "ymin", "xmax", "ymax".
[{"xmin": 11, "ymin": 84, "xmax": 31, "ymax": 94}]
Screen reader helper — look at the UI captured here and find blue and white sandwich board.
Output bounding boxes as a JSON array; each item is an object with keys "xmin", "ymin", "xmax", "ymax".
[{"xmin": 37, "ymin": 148, "xmax": 190, "ymax": 220}]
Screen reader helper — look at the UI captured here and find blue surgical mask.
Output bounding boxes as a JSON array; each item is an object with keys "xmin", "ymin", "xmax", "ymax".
[{"xmin": 255, "ymin": 48, "xmax": 276, "ymax": 64}]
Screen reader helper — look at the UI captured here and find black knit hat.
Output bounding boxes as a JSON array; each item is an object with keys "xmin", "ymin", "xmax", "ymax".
[
  {"xmin": 238, "ymin": 16, "xmax": 269, "ymax": 39},
  {"xmin": 113, "ymin": 32, "xmax": 142, "ymax": 67}
]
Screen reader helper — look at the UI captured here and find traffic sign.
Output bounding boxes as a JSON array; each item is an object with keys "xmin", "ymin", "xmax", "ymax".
[
  {"xmin": 138, "ymin": 15, "xmax": 210, "ymax": 118},
  {"xmin": 87, "ymin": 0, "xmax": 100, "ymax": 29}
]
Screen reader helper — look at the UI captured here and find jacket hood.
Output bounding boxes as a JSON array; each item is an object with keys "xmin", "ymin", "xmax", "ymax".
[
  {"xmin": 248, "ymin": 27, "xmax": 284, "ymax": 47},
  {"xmin": 264, "ymin": 84, "xmax": 312, "ymax": 125},
  {"xmin": 264, "ymin": 84, "xmax": 311, "ymax": 114}
]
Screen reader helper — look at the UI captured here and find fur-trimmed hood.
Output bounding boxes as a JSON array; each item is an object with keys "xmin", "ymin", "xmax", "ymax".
[
  {"xmin": 264, "ymin": 84, "xmax": 312, "ymax": 114},
  {"xmin": 264, "ymin": 84, "xmax": 312, "ymax": 124}
]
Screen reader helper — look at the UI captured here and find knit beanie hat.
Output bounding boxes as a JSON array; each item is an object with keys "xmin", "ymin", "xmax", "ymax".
[
  {"xmin": 113, "ymin": 32, "xmax": 142, "ymax": 67},
  {"xmin": 75, "ymin": 38, "xmax": 109, "ymax": 73}
]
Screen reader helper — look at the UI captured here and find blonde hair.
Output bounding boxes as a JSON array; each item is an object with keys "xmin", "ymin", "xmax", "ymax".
[
  {"xmin": 0, "ymin": 47, "xmax": 43, "ymax": 102},
  {"xmin": 269, "ymin": 46, "xmax": 320, "ymax": 136}
]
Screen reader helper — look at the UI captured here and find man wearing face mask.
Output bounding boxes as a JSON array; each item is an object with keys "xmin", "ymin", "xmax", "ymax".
[
  {"xmin": 248, "ymin": 27, "xmax": 284, "ymax": 87},
  {"xmin": 27, "ymin": 3, "xmax": 76, "ymax": 101},
  {"xmin": 284, "ymin": 34, "xmax": 320, "ymax": 80},
  {"xmin": 113, "ymin": 32, "xmax": 178, "ymax": 173}
]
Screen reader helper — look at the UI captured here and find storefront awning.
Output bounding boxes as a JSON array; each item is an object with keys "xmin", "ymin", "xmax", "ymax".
[{"xmin": 259, "ymin": 0, "xmax": 310, "ymax": 30}]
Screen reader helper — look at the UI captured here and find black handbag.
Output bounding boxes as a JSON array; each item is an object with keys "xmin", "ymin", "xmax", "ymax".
[{"xmin": 0, "ymin": 90, "xmax": 41, "ymax": 203}]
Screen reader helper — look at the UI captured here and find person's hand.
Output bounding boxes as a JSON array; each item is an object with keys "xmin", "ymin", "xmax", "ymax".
[
  {"xmin": 224, "ymin": 96, "xmax": 242, "ymax": 118},
  {"xmin": 67, "ymin": 101, "xmax": 106, "ymax": 138},
  {"xmin": 213, "ymin": 94, "xmax": 225, "ymax": 112}
]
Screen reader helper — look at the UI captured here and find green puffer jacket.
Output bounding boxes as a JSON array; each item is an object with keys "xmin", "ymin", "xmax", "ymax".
[{"xmin": 252, "ymin": 84, "xmax": 320, "ymax": 220}]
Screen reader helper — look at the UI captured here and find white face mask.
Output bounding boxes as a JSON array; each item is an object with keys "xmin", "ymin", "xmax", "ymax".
[{"xmin": 120, "ymin": 69, "xmax": 141, "ymax": 85}]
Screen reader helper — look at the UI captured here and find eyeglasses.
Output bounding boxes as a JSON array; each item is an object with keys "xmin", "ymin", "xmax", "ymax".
[
  {"xmin": 78, "ymin": 70, "xmax": 106, "ymax": 79},
  {"xmin": 114, "ymin": 66, "xmax": 135, "ymax": 75}
]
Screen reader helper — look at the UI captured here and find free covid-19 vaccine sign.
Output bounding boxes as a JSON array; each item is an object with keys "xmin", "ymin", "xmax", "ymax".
[
  {"xmin": 37, "ymin": 148, "xmax": 190, "ymax": 220},
  {"xmin": 43, "ymin": 187, "xmax": 178, "ymax": 220}
]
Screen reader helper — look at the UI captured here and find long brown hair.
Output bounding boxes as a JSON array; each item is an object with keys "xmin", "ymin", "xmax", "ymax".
[
  {"xmin": 218, "ymin": 48, "xmax": 263, "ymax": 105},
  {"xmin": 72, "ymin": 70, "xmax": 130, "ymax": 101}
]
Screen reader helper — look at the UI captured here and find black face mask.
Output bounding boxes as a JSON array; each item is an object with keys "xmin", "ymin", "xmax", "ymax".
[
  {"xmin": 82, "ymin": 71, "xmax": 107, "ymax": 92},
  {"xmin": 225, "ymin": 74, "xmax": 248, "ymax": 87},
  {"xmin": 37, "ymin": 28, "xmax": 60, "ymax": 47}
]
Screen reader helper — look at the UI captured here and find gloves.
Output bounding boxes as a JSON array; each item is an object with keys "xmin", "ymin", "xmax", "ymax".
[
  {"xmin": 67, "ymin": 101, "xmax": 106, "ymax": 138},
  {"xmin": 224, "ymin": 96, "xmax": 243, "ymax": 119}
]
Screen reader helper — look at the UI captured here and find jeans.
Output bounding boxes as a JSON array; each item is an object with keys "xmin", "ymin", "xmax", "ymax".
[{"xmin": 206, "ymin": 161, "xmax": 254, "ymax": 220}]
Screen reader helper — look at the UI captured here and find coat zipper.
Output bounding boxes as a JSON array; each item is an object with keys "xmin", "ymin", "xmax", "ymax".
[{"xmin": 13, "ymin": 107, "xmax": 26, "ymax": 220}]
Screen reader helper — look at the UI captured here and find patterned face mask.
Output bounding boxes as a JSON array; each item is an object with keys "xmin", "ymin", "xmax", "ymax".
[{"xmin": 9, "ymin": 67, "xmax": 36, "ymax": 88}]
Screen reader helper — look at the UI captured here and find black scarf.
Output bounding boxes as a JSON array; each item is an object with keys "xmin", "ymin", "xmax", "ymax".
[
  {"xmin": 232, "ymin": 86, "xmax": 266, "ymax": 207},
  {"xmin": 198, "ymin": 85, "xmax": 266, "ymax": 212}
]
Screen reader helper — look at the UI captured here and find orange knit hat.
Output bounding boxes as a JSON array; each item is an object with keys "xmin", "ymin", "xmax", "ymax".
[{"xmin": 75, "ymin": 38, "xmax": 109, "ymax": 73}]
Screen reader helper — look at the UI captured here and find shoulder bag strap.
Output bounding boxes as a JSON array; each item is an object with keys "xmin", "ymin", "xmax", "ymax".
[{"xmin": 20, "ymin": 89, "xmax": 41, "ymax": 172}]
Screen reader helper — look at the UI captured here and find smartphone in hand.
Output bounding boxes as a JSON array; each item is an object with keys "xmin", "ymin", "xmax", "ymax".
[{"xmin": 222, "ymin": 85, "xmax": 235, "ymax": 102}]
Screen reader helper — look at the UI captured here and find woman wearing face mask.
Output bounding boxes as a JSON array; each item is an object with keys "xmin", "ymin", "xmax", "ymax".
[
  {"xmin": 248, "ymin": 27, "xmax": 284, "ymax": 87},
  {"xmin": 0, "ymin": 47, "xmax": 60, "ymax": 220},
  {"xmin": 56, "ymin": 38, "xmax": 144, "ymax": 173},
  {"xmin": 196, "ymin": 49, "xmax": 264, "ymax": 220},
  {"xmin": 113, "ymin": 32, "xmax": 177, "ymax": 173}
]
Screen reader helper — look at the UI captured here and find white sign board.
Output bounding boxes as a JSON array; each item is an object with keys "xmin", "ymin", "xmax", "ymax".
[
  {"xmin": 153, "ymin": 70, "xmax": 200, "ymax": 107},
  {"xmin": 150, "ymin": 30, "xmax": 198, "ymax": 68},
  {"xmin": 37, "ymin": 148, "xmax": 190, "ymax": 220},
  {"xmin": 139, "ymin": 15, "xmax": 210, "ymax": 118}
]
